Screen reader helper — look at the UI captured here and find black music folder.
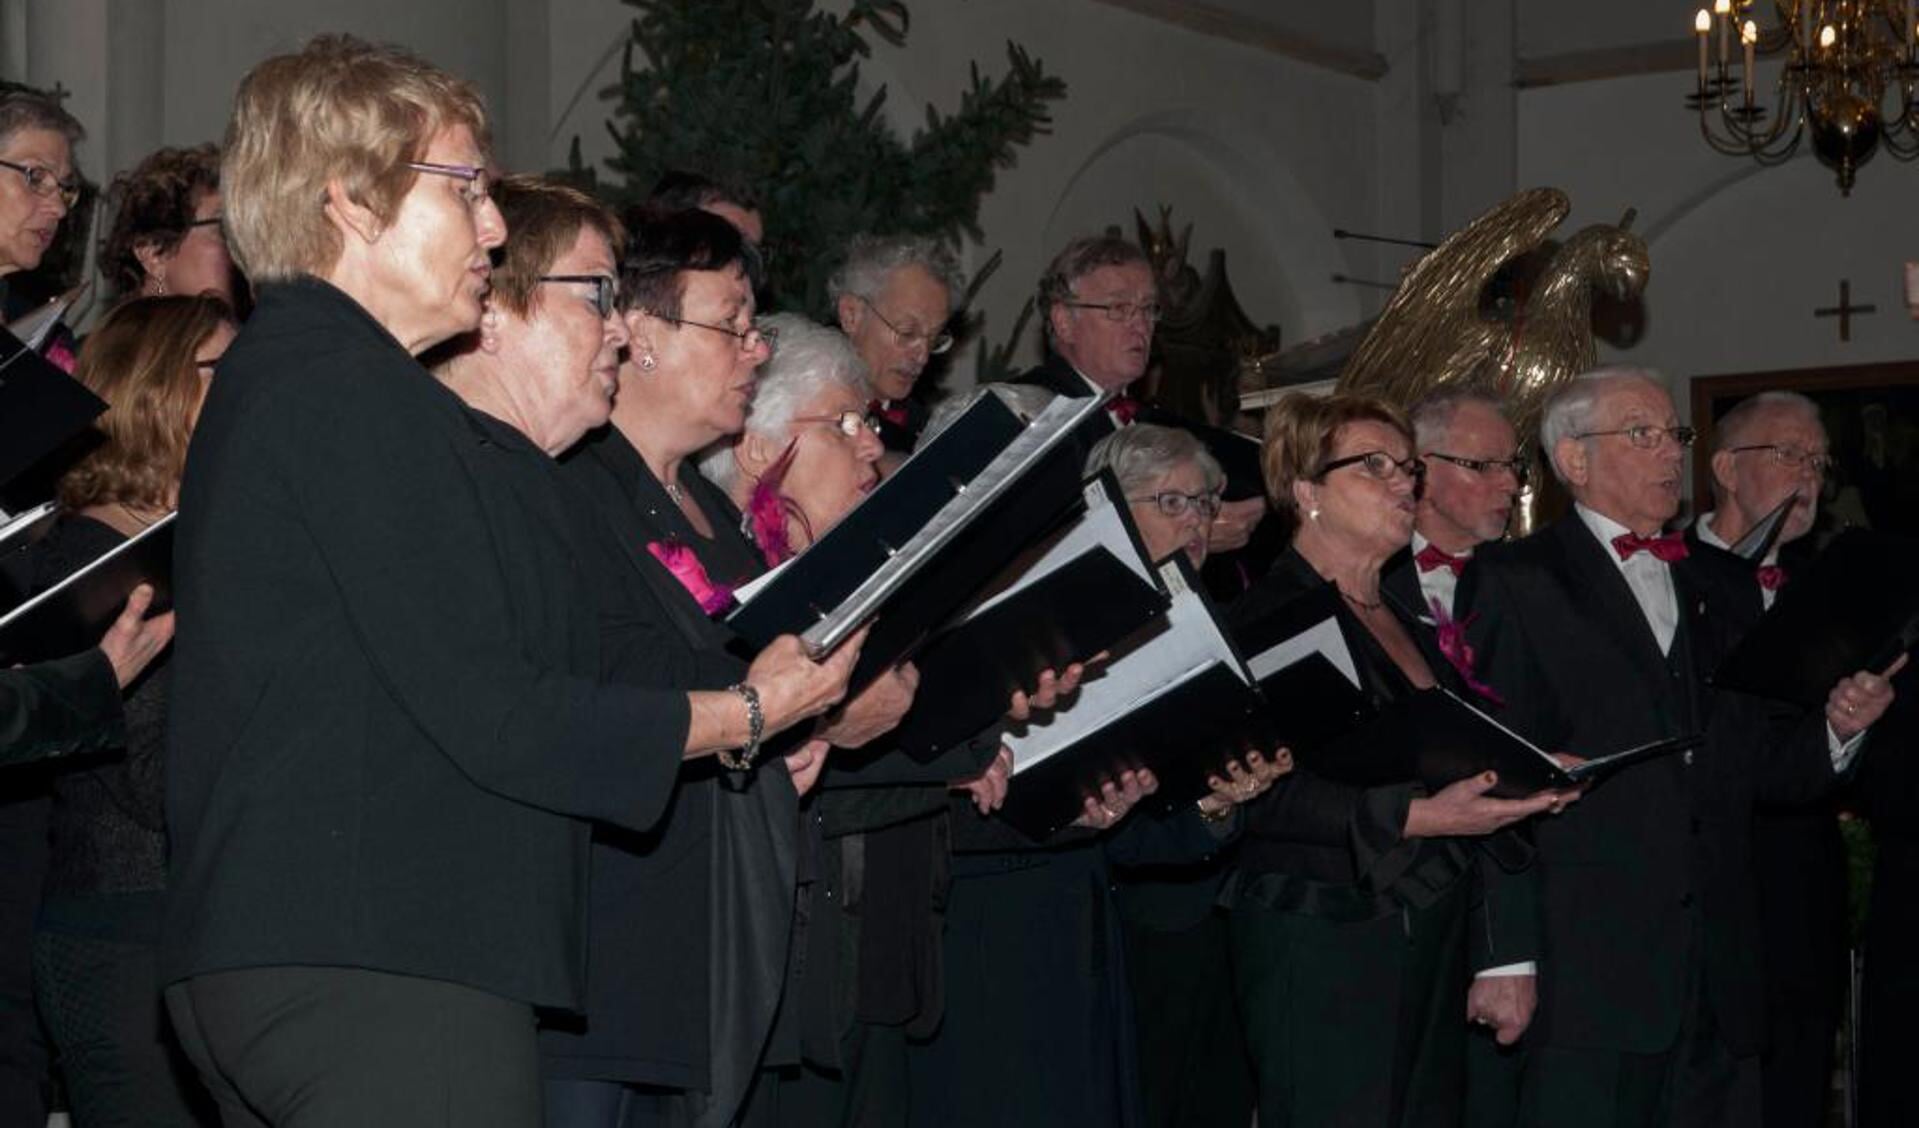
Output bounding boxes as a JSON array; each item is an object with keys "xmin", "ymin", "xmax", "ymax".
[
  {"xmin": 1298, "ymin": 686, "xmax": 1699, "ymax": 797},
  {"xmin": 0, "ymin": 501, "xmax": 60, "ymax": 609},
  {"xmin": 0, "ymin": 513, "xmax": 174, "ymax": 664},
  {"xmin": 889, "ymin": 471, "xmax": 1170, "ymax": 763},
  {"xmin": 1711, "ymin": 529, "xmax": 1919, "ymax": 708},
  {"xmin": 726, "ymin": 392, "xmax": 1114, "ymax": 684},
  {"xmin": 0, "ymin": 326, "xmax": 105, "ymax": 489},
  {"xmin": 996, "ymin": 556, "xmax": 1271, "ymax": 839}
]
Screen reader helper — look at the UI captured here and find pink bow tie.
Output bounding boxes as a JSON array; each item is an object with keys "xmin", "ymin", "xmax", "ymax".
[{"xmin": 1611, "ymin": 531, "xmax": 1689, "ymax": 563}]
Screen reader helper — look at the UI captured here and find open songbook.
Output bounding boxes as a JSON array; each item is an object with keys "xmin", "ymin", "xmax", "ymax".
[
  {"xmin": 0, "ymin": 512, "xmax": 176, "ymax": 665},
  {"xmin": 726, "ymin": 392, "xmax": 1114, "ymax": 684},
  {"xmin": 888, "ymin": 471, "xmax": 1170, "ymax": 763},
  {"xmin": 1712, "ymin": 528, "xmax": 1919, "ymax": 708}
]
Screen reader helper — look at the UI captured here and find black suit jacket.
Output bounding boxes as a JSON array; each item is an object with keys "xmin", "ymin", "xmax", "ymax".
[
  {"xmin": 1467, "ymin": 515, "xmax": 1837, "ymax": 1055},
  {"xmin": 1225, "ymin": 549, "xmax": 1538, "ymax": 971},
  {"xmin": 163, "ymin": 278, "xmax": 688, "ymax": 1010}
]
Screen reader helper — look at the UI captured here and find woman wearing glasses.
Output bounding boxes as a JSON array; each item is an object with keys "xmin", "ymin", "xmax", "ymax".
[
  {"xmin": 0, "ymin": 86, "xmax": 83, "ymax": 289},
  {"xmin": 1224, "ymin": 392, "xmax": 1568, "ymax": 1127},
  {"xmin": 99, "ymin": 144, "xmax": 238, "ymax": 307},
  {"xmin": 162, "ymin": 39, "xmax": 856, "ymax": 1128}
]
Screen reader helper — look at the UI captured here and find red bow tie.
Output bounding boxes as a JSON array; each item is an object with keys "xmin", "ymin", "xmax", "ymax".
[
  {"xmin": 869, "ymin": 399, "xmax": 909, "ymax": 428},
  {"xmin": 1414, "ymin": 543, "xmax": 1468, "ymax": 577},
  {"xmin": 1611, "ymin": 530, "xmax": 1690, "ymax": 563},
  {"xmin": 1756, "ymin": 564, "xmax": 1787, "ymax": 591},
  {"xmin": 1108, "ymin": 394, "xmax": 1141, "ymax": 425}
]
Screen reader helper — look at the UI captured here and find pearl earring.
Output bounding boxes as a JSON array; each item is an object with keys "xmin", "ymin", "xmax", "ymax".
[
  {"xmin": 1308, "ymin": 507, "xmax": 1321, "ymax": 522},
  {"xmin": 640, "ymin": 355, "xmax": 657, "ymax": 371}
]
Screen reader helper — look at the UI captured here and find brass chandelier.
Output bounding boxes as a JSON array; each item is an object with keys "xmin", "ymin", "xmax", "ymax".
[{"xmin": 1690, "ymin": 0, "xmax": 1919, "ymax": 194}]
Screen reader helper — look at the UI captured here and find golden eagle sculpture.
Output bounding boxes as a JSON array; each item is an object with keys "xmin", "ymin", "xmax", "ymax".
[{"xmin": 1335, "ymin": 187, "xmax": 1650, "ymax": 460}]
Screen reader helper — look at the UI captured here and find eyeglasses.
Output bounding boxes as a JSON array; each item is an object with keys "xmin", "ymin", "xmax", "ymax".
[
  {"xmin": 186, "ymin": 215, "xmax": 223, "ymax": 230},
  {"xmin": 1315, "ymin": 450, "xmax": 1427, "ymax": 484},
  {"xmin": 1130, "ymin": 490, "xmax": 1222, "ymax": 520},
  {"xmin": 1063, "ymin": 298, "xmax": 1162, "ymax": 325},
  {"xmin": 405, "ymin": 161, "xmax": 491, "ymax": 207},
  {"xmin": 1573, "ymin": 424, "xmax": 1696, "ymax": 450},
  {"xmin": 858, "ymin": 295, "xmax": 953, "ymax": 355},
  {"xmin": 539, "ymin": 274, "xmax": 617, "ymax": 319},
  {"xmin": 1425, "ymin": 451, "xmax": 1531, "ymax": 487},
  {"xmin": 0, "ymin": 158, "xmax": 80, "ymax": 208},
  {"xmin": 793, "ymin": 410, "xmax": 881, "ymax": 439},
  {"xmin": 1726, "ymin": 443, "xmax": 1835, "ymax": 474},
  {"xmin": 650, "ymin": 312, "xmax": 778, "ymax": 354}
]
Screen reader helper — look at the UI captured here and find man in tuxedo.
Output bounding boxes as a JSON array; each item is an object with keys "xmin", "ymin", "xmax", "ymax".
[
  {"xmin": 1385, "ymin": 389, "xmax": 1537, "ymax": 1123},
  {"xmin": 1467, "ymin": 366, "xmax": 1898, "ymax": 1127},
  {"xmin": 829, "ymin": 234, "xmax": 964, "ymax": 459},
  {"xmin": 1017, "ymin": 234, "xmax": 1267, "ymax": 567},
  {"xmin": 1689, "ymin": 390, "xmax": 1840, "ymax": 1128}
]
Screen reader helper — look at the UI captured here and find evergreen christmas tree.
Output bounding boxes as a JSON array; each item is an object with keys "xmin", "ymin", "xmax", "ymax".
[{"xmin": 579, "ymin": 0, "xmax": 1065, "ymax": 322}]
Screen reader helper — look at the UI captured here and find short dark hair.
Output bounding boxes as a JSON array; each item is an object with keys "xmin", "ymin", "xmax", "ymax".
[
  {"xmin": 489, "ymin": 175, "xmax": 623, "ymax": 317},
  {"xmin": 99, "ymin": 144, "xmax": 222, "ymax": 300},
  {"xmin": 646, "ymin": 169, "xmax": 759, "ymax": 214},
  {"xmin": 618, "ymin": 205, "xmax": 763, "ymax": 320},
  {"xmin": 1036, "ymin": 234, "xmax": 1152, "ymax": 343}
]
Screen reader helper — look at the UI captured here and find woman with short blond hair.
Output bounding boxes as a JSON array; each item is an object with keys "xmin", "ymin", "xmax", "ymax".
[{"xmin": 161, "ymin": 38, "xmax": 854, "ymax": 1127}]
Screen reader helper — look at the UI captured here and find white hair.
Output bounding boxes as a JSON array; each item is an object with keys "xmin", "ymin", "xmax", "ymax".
[
  {"xmin": 697, "ymin": 313, "xmax": 870, "ymax": 491},
  {"xmin": 1711, "ymin": 390, "xmax": 1821, "ymax": 453},
  {"xmin": 1538, "ymin": 365, "xmax": 1669, "ymax": 482},
  {"xmin": 916, "ymin": 383, "xmax": 1059, "ymax": 450},
  {"xmin": 827, "ymin": 233, "xmax": 965, "ymax": 311},
  {"xmin": 1085, "ymin": 424, "xmax": 1223, "ymax": 495}
]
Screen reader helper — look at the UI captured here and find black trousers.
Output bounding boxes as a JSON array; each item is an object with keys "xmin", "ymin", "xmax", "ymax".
[
  {"xmin": 33, "ymin": 929, "xmax": 213, "ymax": 1126},
  {"xmin": 1231, "ymin": 883, "xmax": 1469, "ymax": 1128},
  {"xmin": 165, "ymin": 966, "xmax": 540, "ymax": 1127},
  {"xmin": 1122, "ymin": 910, "xmax": 1254, "ymax": 1128}
]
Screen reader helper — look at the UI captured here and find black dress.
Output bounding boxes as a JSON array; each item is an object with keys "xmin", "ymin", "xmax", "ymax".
[
  {"xmin": 164, "ymin": 276, "xmax": 692, "ymax": 1011},
  {"xmin": 1223, "ymin": 548, "xmax": 1535, "ymax": 1128},
  {"xmin": 18, "ymin": 514, "xmax": 213, "ymax": 1126}
]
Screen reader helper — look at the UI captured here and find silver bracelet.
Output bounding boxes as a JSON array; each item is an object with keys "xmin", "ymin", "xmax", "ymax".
[{"xmin": 718, "ymin": 683, "xmax": 764, "ymax": 771}]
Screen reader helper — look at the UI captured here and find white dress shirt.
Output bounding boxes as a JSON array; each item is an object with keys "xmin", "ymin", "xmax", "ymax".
[
  {"xmin": 1410, "ymin": 531, "xmax": 1468, "ymax": 621},
  {"xmin": 1575, "ymin": 505, "xmax": 1680, "ymax": 655}
]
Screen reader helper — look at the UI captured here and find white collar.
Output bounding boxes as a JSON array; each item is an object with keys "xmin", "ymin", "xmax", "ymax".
[
  {"xmin": 1411, "ymin": 529, "xmax": 1473, "ymax": 561},
  {"xmin": 1693, "ymin": 510, "xmax": 1780, "ymax": 565}
]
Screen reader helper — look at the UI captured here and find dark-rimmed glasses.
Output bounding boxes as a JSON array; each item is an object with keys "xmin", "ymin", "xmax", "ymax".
[
  {"xmin": 1573, "ymin": 424, "xmax": 1696, "ymax": 450},
  {"xmin": 1425, "ymin": 451, "xmax": 1530, "ymax": 487},
  {"xmin": 651, "ymin": 313, "xmax": 777, "ymax": 354},
  {"xmin": 186, "ymin": 215, "xmax": 224, "ymax": 230},
  {"xmin": 857, "ymin": 295, "xmax": 954, "ymax": 356},
  {"xmin": 405, "ymin": 161, "xmax": 490, "ymax": 207},
  {"xmin": 793, "ymin": 410, "xmax": 881, "ymax": 439},
  {"xmin": 1315, "ymin": 451, "xmax": 1426, "ymax": 484},
  {"xmin": 0, "ymin": 158, "xmax": 80, "ymax": 208},
  {"xmin": 540, "ymin": 275, "xmax": 617, "ymax": 319},
  {"xmin": 1725, "ymin": 443, "xmax": 1835, "ymax": 475},
  {"xmin": 1062, "ymin": 298, "xmax": 1162, "ymax": 325},
  {"xmin": 1130, "ymin": 490, "xmax": 1222, "ymax": 520}
]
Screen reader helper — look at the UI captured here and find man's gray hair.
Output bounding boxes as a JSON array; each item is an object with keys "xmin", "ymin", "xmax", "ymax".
[
  {"xmin": 698, "ymin": 314, "xmax": 870, "ymax": 491},
  {"xmin": 1408, "ymin": 386, "xmax": 1509, "ymax": 452},
  {"xmin": 918, "ymin": 384, "xmax": 1059, "ymax": 450},
  {"xmin": 1710, "ymin": 390, "xmax": 1822, "ymax": 453},
  {"xmin": 1085, "ymin": 424, "xmax": 1223, "ymax": 496},
  {"xmin": 827, "ymin": 233, "xmax": 965, "ymax": 312},
  {"xmin": 1538, "ymin": 365, "xmax": 1669, "ymax": 482},
  {"xmin": 1036, "ymin": 234, "xmax": 1152, "ymax": 347},
  {"xmin": 0, "ymin": 86, "xmax": 84, "ymax": 150}
]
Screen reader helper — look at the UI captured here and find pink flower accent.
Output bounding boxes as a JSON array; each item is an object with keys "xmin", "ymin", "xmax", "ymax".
[
  {"xmin": 648, "ymin": 539, "xmax": 735, "ymax": 615},
  {"xmin": 1430, "ymin": 596, "xmax": 1505, "ymax": 707},
  {"xmin": 45, "ymin": 335, "xmax": 76, "ymax": 374},
  {"xmin": 744, "ymin": 439, "xmax": 808, "ymax": 567}
]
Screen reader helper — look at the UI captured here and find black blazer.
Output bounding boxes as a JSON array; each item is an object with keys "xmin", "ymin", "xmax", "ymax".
[
  {"xmin": 1467, "ymin": 514, "xmax": 1836, "ymax": 1055},
  {"xmin": 1, "ymin": 650, "xmax": 122, "ymax": 769},
  {"xmin": 163, "ymin": 278, "xmax": 688, "ymax": 1010},
  {"xmin": 1225, "ymin": 548, "xmax": 1532, "ymax": 963}
]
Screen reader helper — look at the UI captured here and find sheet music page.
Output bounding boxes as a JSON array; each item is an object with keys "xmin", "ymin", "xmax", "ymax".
[
  {"xmin": 1246, "ymin": 614, "xmax": 1361, "ymax": 688},
  {"xmin": 728, "ymin": 555, "xmax": 792, "ymax": 605},
  {"xmin": 799, "ymin": 393, "xmax": 1108, "ymax": 654},
  {"xmin": 1003, "ymin": 559, "xmax": 1243, "ymax": 773},
  {"xmin": 962, "ymin": 477, "xmax": 1152, "ymax": 621}
]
